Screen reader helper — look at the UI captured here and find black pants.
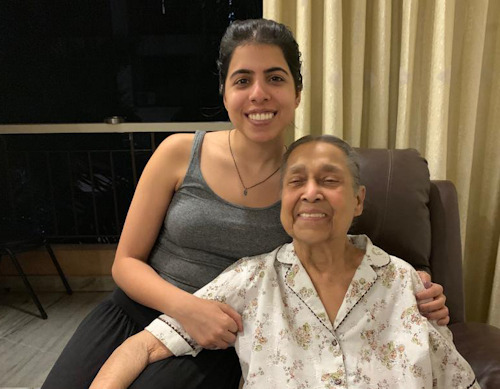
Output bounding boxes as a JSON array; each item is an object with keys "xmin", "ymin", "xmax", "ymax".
[{"xmin": 41, "ymin": 288, "xmax": 241, "ymax": 389}]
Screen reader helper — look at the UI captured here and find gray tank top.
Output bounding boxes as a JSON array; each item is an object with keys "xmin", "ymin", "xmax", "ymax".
[{"xmin": 148, "ymin": 131, "xmax": 291, "ymax": 293}]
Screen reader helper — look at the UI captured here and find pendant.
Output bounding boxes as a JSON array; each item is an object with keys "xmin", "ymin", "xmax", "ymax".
[{"xmin": 243, "ymin": 189, "xmax": 248, "ymax": 196}]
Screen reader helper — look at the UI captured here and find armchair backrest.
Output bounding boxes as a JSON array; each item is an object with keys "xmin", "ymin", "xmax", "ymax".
[{"xmin": 349, "ymin": 148, "xmax": 465, "ymax": 324}]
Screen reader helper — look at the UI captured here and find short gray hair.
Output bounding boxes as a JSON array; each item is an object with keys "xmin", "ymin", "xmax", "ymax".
[{"xmin": 281, "ymin": 134, "xmax": 361, "ymax": 190}]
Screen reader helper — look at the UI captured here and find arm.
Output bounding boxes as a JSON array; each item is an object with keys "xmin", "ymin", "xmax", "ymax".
[
  {"xmin": 91, "ymin": 256, "xmax": 258, "ymax": 389},
  {"xmin": 146, "ymin": 255, "xmax": 264, "ymax": 357},
  {"xmin": 112, "ymin": 134, "xmax": 242, "ymax": 348},
  {"xmin": 415, "ymin": 271, "xmax": 450, "ymax": 326},
  {"xmin": 89, "ymin": 331, "xmax": 172, "ymax": 389}
]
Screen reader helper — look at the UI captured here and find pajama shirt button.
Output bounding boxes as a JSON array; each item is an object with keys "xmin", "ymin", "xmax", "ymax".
[
  {"xmin": 334, "ymin": 378, "xmax": 342, "ymax": 385},
  {"xmin": 332, "ymin": 339, "xmax": 338, "ymax": 346}
]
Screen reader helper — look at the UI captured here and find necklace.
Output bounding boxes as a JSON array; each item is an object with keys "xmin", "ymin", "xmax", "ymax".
[{"xmin": 228, "ymin": 129, "xmax": 283, "ymax": 196}]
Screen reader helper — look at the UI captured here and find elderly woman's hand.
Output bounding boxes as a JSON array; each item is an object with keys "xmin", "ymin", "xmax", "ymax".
[{"xmin": 415, "ymin": 271, "xmax": 450, "ymax": 326}]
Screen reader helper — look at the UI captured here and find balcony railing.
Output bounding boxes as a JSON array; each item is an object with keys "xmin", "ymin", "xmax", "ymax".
[{"xmin": 0, "ymin": 132, "xmax": 171, "ymax": 243}]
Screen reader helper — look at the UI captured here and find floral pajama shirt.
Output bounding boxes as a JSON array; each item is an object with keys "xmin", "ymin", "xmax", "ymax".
[{"xmin": 146, "ymin": 235, "xmax": 479, "ymax": 389}]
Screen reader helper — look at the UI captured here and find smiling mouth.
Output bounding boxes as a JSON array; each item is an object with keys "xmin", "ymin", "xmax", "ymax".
[
  {"xmin": 298, "ymin": 213, "xmax": 326, "ymax": 219},
  {"xmin": 247, "ymin": 112, "xmax": 275, "ymax": 121}
]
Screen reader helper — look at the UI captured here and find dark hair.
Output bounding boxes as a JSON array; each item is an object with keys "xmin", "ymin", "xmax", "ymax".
[
  {"xmin": 282, "ymin": 135, "xmax": 362, "ymax": 190},
  {"xmin": 217, "ymin": 18, "xmax": 303, "ymax": 95}
]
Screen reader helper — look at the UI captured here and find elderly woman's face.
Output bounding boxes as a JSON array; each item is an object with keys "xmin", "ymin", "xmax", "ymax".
[{"xmin": 280, "ymin": 142, "xmax": 365, "ymax": 245}]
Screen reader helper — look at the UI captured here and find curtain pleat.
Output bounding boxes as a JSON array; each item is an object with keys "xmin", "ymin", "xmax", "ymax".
[
  {"xmin": 366, "ymin": 0, "xmax": 392, "ymax": 148},
  {"xmin": 322, "ymin": 0, "xmax": 343, "ymax": 137},
  {"xmin": 424, "ymin": 0, "xmax": 452, "ymax": 179},
  {"xmin": 490, "ymin": 243, "xmax": 500, "ymax": 324},
  {"xmin": 463, "ymin": 0, "xmax": 500, "ymax": 323},
  {"xmin": 295, "ymin": 1, "xmax": 312, "ymax": 138},
  {"xmin": 263, "ymin": 0, "xmax": 280, "ymax": 21},
  {"xmin": 448, "ymin": 0, "xmax": 489, "ymax": 242},
  {"xmin": 343, "ymin": 0, "xmax": 366, "ymax": 146},
  {"xmin": 264, "ymin": 0, "xmax": 500, "ymax": 326},
  {"xmin": 395, "ymin": 0, "xmax": 418, "ymax": 149}
]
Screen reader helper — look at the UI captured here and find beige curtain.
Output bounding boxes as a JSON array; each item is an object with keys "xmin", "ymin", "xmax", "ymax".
[{"xmin": 264, "ymin": 0, "xmax": 500, "ymax": 326}]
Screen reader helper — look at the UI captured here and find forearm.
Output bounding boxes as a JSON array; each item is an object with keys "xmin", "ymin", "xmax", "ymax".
[
  {"xmin": 89, "ymin": 337, "xmax": 150, "ymax": 389},
  {"xmin": 90, "ymin": 331, "xmax": 172, "ymax": 389},
  {"xmin": 113, "ymin": 255, "xmax": 245, "ymax": 349},
  {"xmin": 112, "ymin": 256, "xmax": 193, "ymax": 318}
]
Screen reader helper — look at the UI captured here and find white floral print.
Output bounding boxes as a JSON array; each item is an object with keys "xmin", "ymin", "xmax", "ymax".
[{"xmin": 146, "ymin": 235, "xmax": 479, "ymax": 389}]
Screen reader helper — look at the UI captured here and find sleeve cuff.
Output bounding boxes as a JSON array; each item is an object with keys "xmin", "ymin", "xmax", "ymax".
[{"xmin": 145, "ymin": 316, "xmax": 202, "ymax": 357}]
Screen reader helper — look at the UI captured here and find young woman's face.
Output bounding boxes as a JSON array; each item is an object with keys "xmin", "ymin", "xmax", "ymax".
[
  {"xmin": 280, "ymin": 142, "xmax": 365, "ymax": 246},
  {"xmin": 223, "ymin": 44, "xmax": 301, "ymax": 143}
]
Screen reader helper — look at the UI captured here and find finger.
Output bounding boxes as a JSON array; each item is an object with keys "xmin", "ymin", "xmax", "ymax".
[
  {"xmin": 213, "ymin": 339, "xmax": 231, "ymax": 350},
  {"xmin": 436, "ymin": 316, "xmax": 451, "ymax": 326},
  {"xmin": 418, "ymin": 295, "xmax": 446, "ymax": 314},
  {"xmin": 204, "ymin": 331, "xmax": 231, "ymax": 350},
  {"xmin": 416, "ymin": 283, "xmax": 443, "ymax": 301},
  {"xmin": 219, "ymin": 303, "xmax": 244, "ymax": 332},
  {"xmin": 220, "ymin": 330, "xmax": 237, "ymax": 345},
  {"xmin": 416, "ymin": 270, "xmax": 431, "ymax": 284},
  {"xmin": 425, "ymin": 306, "xmax": 449, "ymax": 322}
]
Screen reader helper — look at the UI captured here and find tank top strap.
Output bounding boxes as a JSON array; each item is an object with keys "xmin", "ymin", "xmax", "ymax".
[{"xmin": 182, "ymin": 130, "xmax": 206, "ymax": 184}]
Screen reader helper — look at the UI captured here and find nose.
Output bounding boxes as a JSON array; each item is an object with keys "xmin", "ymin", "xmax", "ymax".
[
  {"xmin": 249, "ymin": 79, "xmax": 270, "ymax": 103},
  {"xmin": 300, "ymin": 179, "xmax": 323, "ymax": 202}
]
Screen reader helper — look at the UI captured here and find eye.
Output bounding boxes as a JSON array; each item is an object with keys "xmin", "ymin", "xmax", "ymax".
[
  {"xmin": 323, "ymin": 178, "xmax": 340, "ymax": 185},
  {"xmin": 287, "ymin": 177, "xmax": 305, "ymax": 186},
  {"xmin": 234, "ymin": 78, "xmax": 250, "ymax": 86},
  {"xmin": 269, "ymin": 75, "xmax": 285, "ymax": 83}
]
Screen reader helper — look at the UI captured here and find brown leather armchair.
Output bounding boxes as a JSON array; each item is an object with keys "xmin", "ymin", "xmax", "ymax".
[{"xmin": 350, "ymin": 148, "xmax": 500, "ymax": 389}]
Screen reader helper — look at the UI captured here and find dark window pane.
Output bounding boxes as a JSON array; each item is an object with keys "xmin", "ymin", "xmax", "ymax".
[{"xmin": 0, "ymin": 0, "xmax": 262, "ymax": 124}]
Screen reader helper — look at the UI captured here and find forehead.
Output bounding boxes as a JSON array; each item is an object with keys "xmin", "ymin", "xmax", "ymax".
[
  {"xmin": 228, "ymin": 43, "xmax": 289, "ymax": 72},
  {"xmin": 285, "ymin": 142, "xmax": 349, "ymax": 172}
]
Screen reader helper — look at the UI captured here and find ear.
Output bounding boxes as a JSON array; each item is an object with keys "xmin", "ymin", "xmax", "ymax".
[
  {"xmin": 295, "ymin": 91, "xmax": 301, "ymax": 107},
  {"xmin": 354, "ymin": 185, "xmax": 366, "ymax": 217}
]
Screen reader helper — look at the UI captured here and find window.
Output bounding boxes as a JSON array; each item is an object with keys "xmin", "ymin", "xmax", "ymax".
[{"xmin": 0, "ymin": 0, "xmax": 262, "ymax": 124}]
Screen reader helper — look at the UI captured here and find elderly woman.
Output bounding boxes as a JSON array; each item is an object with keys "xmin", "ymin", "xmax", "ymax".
[{"xmin": 90, "ymin": 135, "xmax": 478, "ymax": 389}]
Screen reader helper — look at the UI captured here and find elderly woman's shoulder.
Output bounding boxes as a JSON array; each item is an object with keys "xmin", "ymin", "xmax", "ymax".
[
  {"xmin": 222, "ymin": 245, "xmax": 286, "ymax": 279},
  {"xmin": 387, "ymin": 255, "xmax": 420, "ymax": 272},
  {"xmin": 378, "ymin": 253, "xmax": 424, "ymax": 289},
  {"xmin": 236, "ymin": 245, "xmax": 284, "ymax": 266}
]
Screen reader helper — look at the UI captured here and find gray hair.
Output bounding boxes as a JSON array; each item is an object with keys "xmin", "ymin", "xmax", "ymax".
[{"xmin": 281, "ymin": 135, "xmax": 361, "ymax": 190}]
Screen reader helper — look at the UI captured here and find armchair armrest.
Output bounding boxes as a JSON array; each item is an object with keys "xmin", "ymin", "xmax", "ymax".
[
  {"xmin": 450, "ymin": 322, "xmax": 500, "ymax": 389},
  {"xmin": 429, "ymin": 180, "xmax": 465, "ymax": 323},
  {"xmin": 430, "ymin": 181, "xmax": 500, "ymax": 388}
]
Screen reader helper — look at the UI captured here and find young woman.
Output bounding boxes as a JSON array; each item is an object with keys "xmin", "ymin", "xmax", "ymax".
[{"xmin": 42, "ymin": 19, "xmax": 448, "ymax": 389}]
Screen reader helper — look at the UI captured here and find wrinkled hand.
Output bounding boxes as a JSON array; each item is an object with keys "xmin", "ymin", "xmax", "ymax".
[
  {"xmin": 416, "ymin": 271, "xmax": 450, "ymax": 326},
  {"xmin": 177, "ymin": 295, "xmax": 243, "ymax": 350}
]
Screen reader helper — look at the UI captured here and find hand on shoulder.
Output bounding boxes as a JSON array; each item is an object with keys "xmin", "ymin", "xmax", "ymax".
[{"xmin": 416, "ymin": 271, "xmax": 450, "ymax": 326}]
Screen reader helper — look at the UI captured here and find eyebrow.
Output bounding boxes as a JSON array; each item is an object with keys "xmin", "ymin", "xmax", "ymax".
[
  {"xmin": 320, "ymin": 164, "xmax": 342, "ymax": 173},
  {"xmin": 287, "ymin": 165, "xmax": 306, "ymax": 174},
  {"xmin": 286, "ymin": 163, "xmax": 342, "ymax": 174},
  {"xmin": 229, "ymin": 67, "xmax": 290, "ymax": 80}
]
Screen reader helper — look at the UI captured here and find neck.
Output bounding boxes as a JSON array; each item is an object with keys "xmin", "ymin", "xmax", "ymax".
[
  {"xmin": 293, "ymin": 237, "xmax": 363, "ymax": 278},
  {"xmin": 230, "ymin": 129, "xmax": 285, "ymax": 168}
]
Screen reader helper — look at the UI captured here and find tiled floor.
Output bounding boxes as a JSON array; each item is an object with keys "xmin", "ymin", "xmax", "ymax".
[{"xmin": 0, "ymin": 290, "xmax": 109, "ymax": 388}]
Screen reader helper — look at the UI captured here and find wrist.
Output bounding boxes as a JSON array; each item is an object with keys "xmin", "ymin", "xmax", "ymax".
[{"xmin": 167, "ymin": 290, "xmax": 197, "ymax": 322}]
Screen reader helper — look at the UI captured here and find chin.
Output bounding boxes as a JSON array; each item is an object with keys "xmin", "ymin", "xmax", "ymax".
[{"xmin": 293, "ymin": 232, "xmax": 330, "ymax": 246}]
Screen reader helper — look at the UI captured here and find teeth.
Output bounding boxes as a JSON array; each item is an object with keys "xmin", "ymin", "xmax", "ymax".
[
  {"xmin": 299, "ymin": 213, "xmax": 326, "ymax": 218},
  {"xmin": 248, "ymin": 112, "xmax": 274, "ymax": 121}
]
